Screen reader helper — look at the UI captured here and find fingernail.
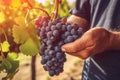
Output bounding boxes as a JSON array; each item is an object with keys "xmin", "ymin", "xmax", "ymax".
[{"xmin": 61, "ymin": 48, "xmax": 66, "ymax": 52}]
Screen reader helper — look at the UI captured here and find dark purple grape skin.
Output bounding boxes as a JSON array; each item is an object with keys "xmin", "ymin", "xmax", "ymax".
[
  {"xmin": 51, "ymin": 25, "xmax": 57, "ymax": 31},
  {"xmin": 67, "ymin": 25, "xmax": 73, "ymax": 31},
  {"xmin": 54, "ymin": 46, "xmax": 61, "ymax": 52},
  {"xmin": 56, "ymin": 52, "xmax": 63, "ymax": 59},
  {"xmin": 66, "ymin": 36, "xmax": 74, "ymax": 43},
  {"xmin": 46, "ymin": 40, "xmax": 52, "ymax": 45},
  {"xmin": 71, "ymin": 29, "xmax": 77, "ymax": 35},
  {"xmin": 64, "ymin": 31, "xmax": 71, "ymax": 37},
  {"xmin": 46, "ymin": 61, "xmax": 53, "ymax": 67},
  {"xmin": 56, "ymin": 23, "xmax": 62, "ymax": 29},
  {"xmin": 62, "ymin": 25, "xmax": 67, "ymax": 31},
  {"xmin": 47, "ymin": 31, "xmax": 52, "ymax": 39},
  {"xmin": 43, "ymin": 66, "xmax": 48, "ymax": 71},
  {"xmin": 51, "ymin": 58, "xmax": 57, "ymax": 63},
  {"xmin": 41, "ymin": 59, "xmax": 47, "ymax": 64},
  {"xmin": 46, "ymin": 26, "xmax": 50, "ymax": 32},
  {"xmin": 53, "ymin": 30, "xmax": 59, "ymax": 37},
  {"xmin": 49, "ymin": 70, "xmax": 55, "ymax": 76},
  {"xmin": 48, "ymin": 50, "xmax": 55, "ymax": 57}
]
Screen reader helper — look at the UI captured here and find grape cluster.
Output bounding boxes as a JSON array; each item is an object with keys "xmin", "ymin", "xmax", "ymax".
[{"xmin": 38, "ymin": 18, "xmax": 82, "ymax": 76}]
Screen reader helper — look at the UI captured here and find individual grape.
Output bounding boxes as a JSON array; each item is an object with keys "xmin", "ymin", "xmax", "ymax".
[
  {"xmin": 45, "ymin": 65, "xmax": 50, "ymax": 71},
  {"xmin": 51, "ymin": 58, "xmax": 57, "ymax": 63},
  {"xmin": 55, "ymin": 70, "xmax": 60, "ymax": 75},
  {"xmin": 40, "ymin": 44, "xmax": 46, "ymax": 54},
  {"xmin": 44, "ymin": 55, "xmax": 50, "ymax": 61},
  {"xmin": 40, "ymin": 31, "xmax": 45, "ymax": 39},
  {"xmin": 56, "ymin": 23, "xmax": 62, "ymax": 29},
  {"xmin": 42, "ymin": 21, "xmax": 48, "ymax": 27},
  {"xmin": 66, "ymin": 36, "xmax": 74, "ymax": 43},
  {"xmin": 53, "ymin": 30, "xmax": 59, "ymax": 37},
  {"xmin": 48, "ymin": 50, "xmax": 55, "ymax": 57},
  {"xmin": 61, "ymin": 18, "xmax": 67, "ymax": 24},
  {"xmin": 43, "ymin": 66, "xmax": 47, "ymax": 71},
  {"xmin": 49, "ymin": 70, "xmax": 55, "ymax": 76},
  {"xmin": 58, "ymin": 57, "xmax": 66, "ymax": 63},
  {"xmin": 46, "ymin": 39, "xmax": 52, "ymax": 45},
  {"xmin": 67, "ymin": 25, "xmax": 73, "ymax": 31},
  {"xmin": 46, "ymin": 26, "xmax": 50, "ymax": 32},
  {"xmin": 56, "ymin": 52, "xmax": 63, "ymax": 58},
  {"xmin": 54, "ymin": 46, "xmax": 61, "ymax": 52},
  {"xmin": 51, "ymin": 25, "xmax": 57, "ymax": 31},
  {"xmin": 47, "ymin": 31, "xmax": 52, "ymax": 39},
  {"xmin": 64, "ymin": 31, "xmax": 71, "ymax": 37},
  {"xmin": 48, "ymin": 21, "xmax": 53, "ymax": 27},
  {"xmin": 41, "ymin": 58, "xmax": 47, "ymax": 64},
  {"xmin": 71, "ymin": 28, "xmax": 77, "ymax": 35},
  {"xmin": 50, "ymin": 36, "xmax": 56, "ymax": 42},
  {"xmin": 77, "ymin": 28, "xmax": 83, "ymax": 35},
  {"xmin": 61, "ymin": 25, "xmax": 67, "ymax": 31},
  {"xmin": 46, "ymin": 61, "xmax": 53, "ymax": 67},
  {"xmin": 73, "ymin": 35, "xmax": 79, "ymax": 39},
  {"xmin": 40, "ymin": 27, "xmax": 45, "ymax": 32},
  {"xmin": 72, "ymin": 24, "xmax": 79, "ymax": 30},
  {"xmin": 58, "ymin": 41, "xmax": 64, "ymax": 47}
]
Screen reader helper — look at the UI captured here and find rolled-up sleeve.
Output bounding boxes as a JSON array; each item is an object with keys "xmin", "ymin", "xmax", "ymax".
[{"xmin": 70, "ymin": 0, "xmax": 90, "ymax": 21}]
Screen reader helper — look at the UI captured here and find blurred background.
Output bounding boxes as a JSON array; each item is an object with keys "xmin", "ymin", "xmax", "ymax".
[{"xmin": 0, "ymin": 0, "xmax": 84, "ymax": 80}]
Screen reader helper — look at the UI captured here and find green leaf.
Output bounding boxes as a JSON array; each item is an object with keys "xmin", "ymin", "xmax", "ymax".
[
  {"xmin": 2, "ymin": 59, "xmax": 12, "ymax": 70},
  {"xmin": 19, "ymin": 38, "xmax": 39, "ymax": 56},
  {"xmin": 1, "ymin": 41, "xmax": 10, "ymax": 52},
  {"xmin": 8, "ymin": 52, "xmax": 18, "ymax": 59}
]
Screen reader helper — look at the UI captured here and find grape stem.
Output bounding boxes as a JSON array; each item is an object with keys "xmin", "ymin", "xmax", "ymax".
[
  {"xmin": 34, "ymin": 7, "xmax": 50, "ymax": 19},
  {"xmin": 26, "ymin": 0, "xmax": 50, "ymax": 19},
  {"xmin": 0, "ymin": 38, "xmax": 5, "ymax": 58},
  {"xmin": 53, "ymin": 0, "xmax": 60, "ymax": 20},
  {"xmin": 25, "ymin": 9, "xmax": 30, "ymax": 25}
]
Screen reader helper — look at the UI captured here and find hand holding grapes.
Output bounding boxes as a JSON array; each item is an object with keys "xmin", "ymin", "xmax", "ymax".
[{"xmin": 62, "ymin": 27, "xmax": 113, "ymax": 59}]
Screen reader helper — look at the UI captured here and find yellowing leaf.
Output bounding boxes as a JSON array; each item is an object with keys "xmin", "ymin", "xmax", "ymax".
[
  {"xmin": 14, "ymin": 16, "xmax": 25, "ymax": 26},
  {"xmin": 12, "ymin": 19, "xmax": 40, "ymax": 56},
  {"xmin": 0, "ymin": 12, "xmax": 5, "ymax": 23},
  {"xmin": 11, "ymin": 0, "xmax": 21, "ymax": 8},
  {"xmin": 1, "ymin": 41, "xmax": 10, "ymax": 52},
  {"xmin": 12, "ymin": 25, "xmax": 29, "ymax": 44},
  {"xmin": 19, "ymin": 38, "xmax": 39, "ymax": 56}
]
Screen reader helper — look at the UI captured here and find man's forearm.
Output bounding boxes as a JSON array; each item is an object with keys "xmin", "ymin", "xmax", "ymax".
[
  {"xmin": 67, "ymin": 15, "xmax": 90, "ymax": 32},
  {"xmin": 110, "ymin": 31, "xmax": 120, "ymax": 50}
]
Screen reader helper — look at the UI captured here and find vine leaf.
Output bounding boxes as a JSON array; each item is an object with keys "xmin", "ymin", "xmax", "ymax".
[
  {"xmin": 19, "ymin": 38, "xmax": 39, "ymax": 56},
  {"xmin": 1, "ymin": 41, "xmax": 10, "ymax": 52},
  {"xmin": 0, "ymin": 53, "xmax": 19, "ymax": 79},
  {"xmin": 12, "ymin": 16, "xmax": 40, "ymax": 56}
]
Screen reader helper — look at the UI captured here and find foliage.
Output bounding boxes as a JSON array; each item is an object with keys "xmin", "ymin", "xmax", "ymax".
[{"xmin": 0, "ymin": 0, "xmax": 72, "ymax": 79}]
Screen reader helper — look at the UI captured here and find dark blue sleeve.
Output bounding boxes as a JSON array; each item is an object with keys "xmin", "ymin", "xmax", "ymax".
[{"xmin": 70, "ymin": 0, "xmax": 90, "ymax": 21}]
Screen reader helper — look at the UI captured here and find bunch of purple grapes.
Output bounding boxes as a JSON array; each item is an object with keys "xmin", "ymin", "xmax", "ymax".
[{"xmin": 38, "ymin": 18, "xmax": 82, "ymax": 76}]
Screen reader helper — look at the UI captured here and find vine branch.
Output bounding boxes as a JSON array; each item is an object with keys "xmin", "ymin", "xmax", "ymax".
[{"xmin": 53, "ymin": 0, "xmax": 59, "ymax": 20}]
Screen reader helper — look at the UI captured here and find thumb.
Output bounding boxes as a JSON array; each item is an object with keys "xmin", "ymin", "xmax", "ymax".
[{"xmin": 61, "ymin": 38, "xmax": 85, "ymax": 53}]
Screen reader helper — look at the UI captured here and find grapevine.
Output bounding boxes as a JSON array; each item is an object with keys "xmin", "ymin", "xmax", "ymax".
[{"xmin": 35, "ymin": 0, "xmax": 83, "ymax": 76}]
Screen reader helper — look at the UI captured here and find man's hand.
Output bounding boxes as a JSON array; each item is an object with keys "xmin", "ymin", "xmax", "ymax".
[{"xmin": 62, "ymin": 27, "xmax": 113, "ymax": 59}]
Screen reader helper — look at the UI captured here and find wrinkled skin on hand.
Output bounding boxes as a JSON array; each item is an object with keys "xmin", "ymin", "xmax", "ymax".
[{"xmin": 62, "ymin": 27, "xmax": 112, "ymax": 59}]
